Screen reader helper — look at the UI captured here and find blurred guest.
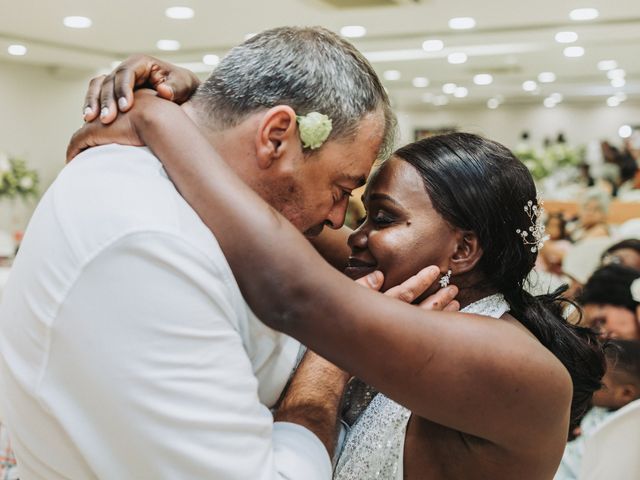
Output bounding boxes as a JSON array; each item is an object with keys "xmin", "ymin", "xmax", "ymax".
[
  {"xmin": 554, "ymin": 339, "xmax": 640, "ymax": 480},
  {"xmin": 539, "ymin": 213, "xmax": 572, "ymax": 275},
  {"xmin": 579, "ymin": 264, "xmax": 640, "ymax": 340},
  {"xmin": 570, "ymin": 189, "xmax": 611, "ymax": 241},
  {"xmin": 601, "ymin": 239, "xmax": 640, "ymax": 270}
]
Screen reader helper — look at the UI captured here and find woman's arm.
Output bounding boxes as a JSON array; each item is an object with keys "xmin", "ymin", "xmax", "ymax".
[{"xmin": 68, "ymin": 95, "xmax": 572, "ymax": 453}]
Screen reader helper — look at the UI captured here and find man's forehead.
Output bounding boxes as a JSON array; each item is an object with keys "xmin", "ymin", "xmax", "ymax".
[{"xmin": 337, "ymin": 173, "xmax": 367, "ymax": 188}]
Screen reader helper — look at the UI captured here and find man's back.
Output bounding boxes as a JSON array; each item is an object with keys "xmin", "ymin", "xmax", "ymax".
[{"xmin": 0, "ymin": 145, "xmax": 320, "ymax": 479}]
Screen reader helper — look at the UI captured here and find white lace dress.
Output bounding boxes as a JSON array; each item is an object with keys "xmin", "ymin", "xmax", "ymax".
[{"xmin": 333, "ymin": 294, "xmax": 510, "ymax": 480}]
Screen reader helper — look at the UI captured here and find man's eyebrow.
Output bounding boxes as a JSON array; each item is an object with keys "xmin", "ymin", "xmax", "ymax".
[{"xmin": 338, "ymin": 174, "xmax": 367, "ymax": 188}]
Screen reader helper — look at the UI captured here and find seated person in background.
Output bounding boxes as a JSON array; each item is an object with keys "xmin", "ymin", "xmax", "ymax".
[
  {"xmin": 538, "ymin": 212, "xmax": 572, "ymax": 275},
  {"xmin": 601, "ymin": 238, "xmax": 640, "ymax": 271},
  {"xmin": 554, "ymin": 339, "xmax": 640, "ymax": 480},
  {"xmin": 570, "ymin": 189, "xmax": 611, "ymax": 242},
  {"xmin": 579, "ymin": 264, "xmax": 640, "ymax": 340}
]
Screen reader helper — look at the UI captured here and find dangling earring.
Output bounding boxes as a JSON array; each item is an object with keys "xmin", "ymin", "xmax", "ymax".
[{"xmin": 439, "ymin": 269, "xmax": 452, "ymax": 288}]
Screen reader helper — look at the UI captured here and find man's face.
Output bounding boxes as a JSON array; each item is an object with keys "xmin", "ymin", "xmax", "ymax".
[{"xmin": 266, "ymin": 112, "xmax": 385, "ymax": 236}]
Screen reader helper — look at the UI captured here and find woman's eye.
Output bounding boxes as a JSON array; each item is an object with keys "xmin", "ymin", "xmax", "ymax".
[{"xmin": 372, "ymin": 211, "xmax": 394, "ymax": 225}]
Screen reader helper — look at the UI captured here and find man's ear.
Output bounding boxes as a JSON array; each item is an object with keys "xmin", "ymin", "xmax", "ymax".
[
  {"xmin": 450, "ymin": 231, "xmax": 483, "ymax": 275},
  {"xmin": 255, "ymin": 105, "xmax": 300, "ymax": 171}
]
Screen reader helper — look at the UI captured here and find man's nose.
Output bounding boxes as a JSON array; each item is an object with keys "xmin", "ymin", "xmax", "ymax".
[{"xmin": 325, "ymin": 202, "xmax": 348, "ymax": 230}]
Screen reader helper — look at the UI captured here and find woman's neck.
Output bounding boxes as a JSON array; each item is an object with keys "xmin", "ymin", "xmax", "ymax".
[{"xmin": 452, "ymin": 273, "xmax": 499, "ymax": 310}]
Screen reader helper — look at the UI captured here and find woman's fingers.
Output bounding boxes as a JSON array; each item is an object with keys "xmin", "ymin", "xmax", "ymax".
[{"xmin": 83, "ymin": 75, "xmax": 106, "ymax": 122}]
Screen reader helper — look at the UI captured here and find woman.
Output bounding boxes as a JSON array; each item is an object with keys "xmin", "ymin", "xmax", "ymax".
[
  {"xmin": 579, "ymin": 264, "xmax": 640, "ymax": 340},
  {"xmin": 70, "ymin": 89, "xmax": 605, "ymax": 478}
]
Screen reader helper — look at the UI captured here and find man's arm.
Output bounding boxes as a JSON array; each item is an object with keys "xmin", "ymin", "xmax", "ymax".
[{"xmin": 47, "ymin": 231, "xmax": 331, "ymax": 479}]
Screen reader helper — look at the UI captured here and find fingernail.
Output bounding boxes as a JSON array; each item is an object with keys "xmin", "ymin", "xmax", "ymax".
[
  {"xmin": 83, "ymin": 107, "xmax": 93, "ymax": 118},
  {"xmin": 118, "ymin": 97, "xmax": 128, "ymax": 110},
  {"xmin": 100, "ymin": 107, "xmax": 109, "ymax": 118},
  {"xmin": 367, "ymin": 271, "xmax": 382, "ymax": 288}
]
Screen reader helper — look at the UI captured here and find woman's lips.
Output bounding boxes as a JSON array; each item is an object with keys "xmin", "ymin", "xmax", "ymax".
[{"xmin": 344, "ymin": 257, "xmax": 377, "ymax": 280}]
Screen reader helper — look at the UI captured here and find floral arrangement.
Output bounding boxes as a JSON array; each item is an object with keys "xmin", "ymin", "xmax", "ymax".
[
  {"xmin": 0, "ymin": 152, "xmax": 39, "ymax": 200},
  {"xmin": 296, "ymin": 112, "xmax": 332, "ymax": 150},
  {"xmin": 515, "ymin": 143, "xmax": 584, "ymax": 180}
]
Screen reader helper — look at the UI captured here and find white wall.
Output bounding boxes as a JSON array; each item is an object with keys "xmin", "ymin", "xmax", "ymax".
[
  {"xmin": 395, "ymin": 102, "xmax": 640, "ymax": 149},
  {"xmin": 0, "ymin": 61, "xmax": 92, "ymax": 231}
]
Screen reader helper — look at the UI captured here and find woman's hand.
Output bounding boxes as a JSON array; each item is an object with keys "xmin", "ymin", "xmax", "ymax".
[
  {"xmin": 83, "ymin": 54, "xmax": 200, "ymax": 124},
  {"xmin": 68, "ymin": 90, "xmax": 171, "ymax": 162}
]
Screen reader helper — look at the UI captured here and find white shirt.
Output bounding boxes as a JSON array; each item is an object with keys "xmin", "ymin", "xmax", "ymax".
[{"xmin": 0, "ymin": 145, "xmax": 331, "ymax": 480}]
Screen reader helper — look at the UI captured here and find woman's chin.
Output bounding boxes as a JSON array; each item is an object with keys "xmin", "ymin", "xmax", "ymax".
[{"xmin": 344, "ymin": 266, "xmax": 378, "ymax": 281}]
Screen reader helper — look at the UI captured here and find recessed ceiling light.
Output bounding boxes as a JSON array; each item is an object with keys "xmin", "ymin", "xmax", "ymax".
[
  {"xmin": 442, "ymin": 83, "xmax": 457, "ymax": 94},
  {"xmin": 202, "ymin": 54, "xmax": 220, "ymax": 66},
  {"xmin": 422, "ymin": 39, "xmax": 444, "ymax": 52},
  {"xmin": 487, "ymin": 98, "xmax": 500, "ymax": 109},
  {"xmin": 165, "ymin": 7, "xmax": 194, "ymax": 19},
  {"xmin": 412, "ymin": 77, "xmax": 429, "ymax": 88},
  {"xmin": 563, "ymin": 46, "xmax": 585, "ymax": 57},
  {"xmin": 611, "ymin": 78, "xmax": 626, "ymax": 88},
  {"xmin": 383, "ymin": 70, "xmax": 401, "ymax": 81},
  {"xmin": 340, "ymin": 25, "xmax": 366, "ymax": 38},
  {"xmin": 569, "ymin": 8, "xmax": 599, "ymax": 21},
  {"xmin": 433, "ymin": 95, "xmax": 449, "ymax": 106},
  {"xmin": 555, "ymin": 31, "xmax": 578, "ymax": 43},
  {"xmin": 544, "ymin": 97, "xmax": 557, "ymax": 108},
  {"xmin": 619, "ymin": 125, "xmax": 633, "ymax": 138},
  {"xmin": 597, "ymin": 60, "xmax": 618, "ymax": 71},
  {"xmin": 7, "ymin": 44, "xmax": 27, "ymax": 56},
  {"xmin": 550, "ymin": 92, "xmax": 563, "ymax": 102},
  {"xmin": 522, "ymin": 80, "xmax": 538, "ymax": 92},
  {"xmin": 607, "ymin": 69, "xmax": 626, "ymax": 80},
  {"xmin": 453, "ymin": 87, "xmax": 469, "ymax": 98},
  {"xmin": 473, "ymin": 74, "xmax": 493, "ymax": 85},
  {"xmin": 63, "ymin": 16, "xmax": 92, "ymax": 29},
  {"xmin": 607, "ymin": 96, "xmax": 620, "ymax": 107},
  {"xmin": 448, "ymin": 17, "xmax": 476, "ymax": 30},
  {"xmin": 156, "ymin": 39, "xmax": 181, "ymax": 51},
  {"xmin": 538, "ymin": 72, "xmax": 556, "ymax": 83},
  {"xmin": 447, "ymin": 52, "xmax": 467, "ymax": 64}
]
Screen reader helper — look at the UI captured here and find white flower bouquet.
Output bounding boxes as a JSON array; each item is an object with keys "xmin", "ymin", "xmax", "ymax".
[{"xmin": 0, "ymin": 152, "xmax": 39, "ymax": 200}]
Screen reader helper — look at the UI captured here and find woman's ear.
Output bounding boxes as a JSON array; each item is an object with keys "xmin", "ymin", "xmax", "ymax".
[
  {"xmin": 255, "ymin": 105, "xmax": 300, "ymax": 170},
  {"xmin": 450, "ymin": 231, "xmax": 483, "ymax": 275}
]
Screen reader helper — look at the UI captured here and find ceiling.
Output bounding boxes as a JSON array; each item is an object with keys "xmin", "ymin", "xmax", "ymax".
[{"xmin": 1, "ymin": 0, "xmax": 639, "ymax": 111}]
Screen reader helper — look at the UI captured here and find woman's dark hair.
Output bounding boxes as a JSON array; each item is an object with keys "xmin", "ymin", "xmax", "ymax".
[
  {"xmin": 394, "ymin": 132, "xmax": 606, "ymax": 436},
  {"xmin": 602, "ymin": 238, "xmax": 640, "ymax": 262},
  {"xmin": 579, "ymin": 264, "xmax": 640, "ymax": 312}
]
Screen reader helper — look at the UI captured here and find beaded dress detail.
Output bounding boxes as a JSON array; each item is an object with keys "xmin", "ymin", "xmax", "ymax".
[{"xmin": 333, "ymin": 294, "xmax": 510, "ymax": 480}]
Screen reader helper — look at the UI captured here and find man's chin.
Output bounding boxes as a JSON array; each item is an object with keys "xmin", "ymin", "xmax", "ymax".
[{"xmin": 303, "ymin": 224, "xmax": 325, "ymax": 238}]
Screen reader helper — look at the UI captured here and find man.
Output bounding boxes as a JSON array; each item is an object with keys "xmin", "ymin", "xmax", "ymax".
[{"xmin": 0, "ymin": 27, "xmax": 399, "ymax": 479}]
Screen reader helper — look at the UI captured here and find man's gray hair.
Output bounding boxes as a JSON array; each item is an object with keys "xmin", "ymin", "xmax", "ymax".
[{"xmin": 192, "ymin": 26, "xmax": 396, "ymax": 160}]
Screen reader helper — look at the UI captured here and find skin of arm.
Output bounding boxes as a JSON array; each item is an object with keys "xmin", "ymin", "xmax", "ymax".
[
  {"xmin": 68, "ymin": 95, "xmax": 573, "ymax": 463},
  {"xmin": 275, "ymin": 351, "xmax": 350, "ymax": 456}
]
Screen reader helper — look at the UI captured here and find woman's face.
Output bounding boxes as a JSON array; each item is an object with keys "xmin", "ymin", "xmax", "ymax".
[
  {"xmin": 344, "ymin": 157, "xmax": 458, "ymax": 293},
  {"xmin": 546, "ymin": 216, "xmax": 564, "ymax": 240},
  {"xmin": 583, "ymin": 303, "xmax": 640, "ymax": 340}
]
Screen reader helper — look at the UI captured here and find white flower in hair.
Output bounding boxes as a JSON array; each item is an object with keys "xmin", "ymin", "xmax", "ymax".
[
  {"xmin": 631, "ymin": 278, "xmax": 640, "ymax": 303},
  {"xmin": 516, "ymin": 199, "xmax": 550, "ymax": 253},
  {"xmin": 296, "ymin": 112, "xmax": 333, "ymax": 150}
]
